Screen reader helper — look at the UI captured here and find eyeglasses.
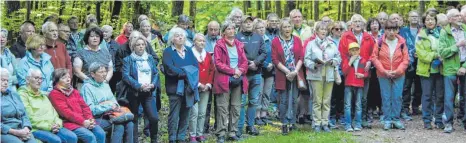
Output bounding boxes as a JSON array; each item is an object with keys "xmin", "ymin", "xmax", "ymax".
[
  {"xmin": 386, "ymin": 27, "xmax": 399, "ymax": 31},
  {"xmin": 31, "ymin": 76, "xmax": 44, "ymax": 81},
  {"xmin": 333, "ymin": 28, "xmax": 343, "ymax": 31}
]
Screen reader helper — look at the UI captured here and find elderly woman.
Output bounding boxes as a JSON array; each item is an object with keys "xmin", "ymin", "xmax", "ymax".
[
  {"xmin": 17, "ymin": 34, "xmax": 54, "ymax": 93},
  {"xmin": 188, "ymin": 33, "xmax": 214, "ymax": 142},
  {"xmin": 271, "ymin": 19, "xmax": 304, "ymax": 135},
  {"xmin": 416, "ymin": 11, "xmax": 444, "ymax": 130},
  {"xmin": 1, "ymin": 28, "xmax": 18, "ymax": 92},
  {"xmin": 18, "ymin": 69, "xmax": 78, "ymax": 143},
  {"xmin": 73, "ymin": 27, "xmax": 113, "ymax": 90},
  {"xmin": 140, "ymin": 20, "xmax": 163, "ymax": 58},
  {"xmin": 115, "ymin": 22, "xmax": 134, "ymax": 45},
  {"xmin": 49, "ymin": 68, "xmax": 106, "ymax": 143},
  {"xmin": 162, "ymin": 27, "xmax": 199, "ymax": 143},
  {"xmin": 122, "ymin": 36, "xmax": 159, "ymax": 143},
  {"xmin": 371, "ymin": 21, "xmax": 409, "ymax": 130},
  {"xmin": 101, "ymin": 25, "xmax": 121, "ymax": 92},
  {"xmin": 305, "ymin": 22, "xmax": 341, "ymax": 133},
  {"xmin": 43, "ymin": 22, "xmax": 73, "ymax": 76},
  {"xmin": 213, "ymin": 22, "xmax": 248, "ymax": 142},
  {"xmin": 253, "ymin": 19, "xmax": 274, "ymax": 125},
  {"xmin": 81, "ymin": 63, "xmax": 134, "ymax": 143},
  {"xmin": 1, "ymin": 68, "xmax": 36, "ymax": 143}
]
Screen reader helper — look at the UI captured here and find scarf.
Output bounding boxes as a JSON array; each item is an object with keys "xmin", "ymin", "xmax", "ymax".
[
  {"xmin": 55, "ymin": 84, "xmax": 74, "ymax": 96},
  {"xmin": 131, "ymin": 52, "xmax": 151, "ymax": 75},
  {"xmin": 426, "ymin": 27, "xmax": 440, "ymax": 38}
]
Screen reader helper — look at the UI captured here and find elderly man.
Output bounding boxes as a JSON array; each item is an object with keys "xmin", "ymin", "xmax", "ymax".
[
  {"xmin": 235, "ymin": 16, "xmax": 266, "ymax": 138},
  {"xmin": 377, "ymin": 12, "xmax": 389, "ymax": 34},
  {"xmin": 101, "ymin": 25, "xmax": 120, "ymax": 92},
  {"xmin": 138, "ymin": 14, "xmax": 164, "ymax": 43},
  {"xmin": 265, "ymin": 13, "xmax": 280, "ymax": 40},
  {"xmin": 204, "ymin": 21, "xmax": 220, "ymax": 53},
  {"xmin": 290, "ymin": 9, "xmax": 313, "ymax": 43},
  {"xmin": 43, "ymin": 22, "xmax": 73, "ymax": 77},
  {"xmin": 67, "ymin": 16, "xmax": 80, "ymax": 47},
  {"xmin": 398, "ymin": 11, "xmax": 422, "ymax": 120},
  {"xmin": 11, "ymin": 21, "xmax": 35, "ymax": 59},
  {"xmin": 439, "ymin": 8, "xmax": 466, "ymax": 133},
  {"xmin": 461, "ymin": 8, "xmax": 466, "ymax": 24},
  {"xmin": 227, "ymin": 7, "xmax": 244, "ymax": 31},
  {"xmin": 58, "ymin": 24, "xmax": 77, "ymax": 61}
]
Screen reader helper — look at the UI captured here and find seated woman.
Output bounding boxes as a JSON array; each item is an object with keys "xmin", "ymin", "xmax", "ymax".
[
  {"xmin": 18, "ymin": 69, "xmax": 78, "ymax": 143},
  {"xmin": 122, "ymin": 36, "xmax": 159, "ymax": 143},
  {"xmin": 81, "ymin": 62, "xmax": 134, "ymax": 143},
  {"xmin": 0, "ymin": 28, "xmax": 18, "ymax": 92},
  {"xmin": 48, "ymin": 68, "xmax": 106, "ymax": 143},
  {"xmin": 1, "ymin": 68, "xmax": 36, "ymax": 143}
]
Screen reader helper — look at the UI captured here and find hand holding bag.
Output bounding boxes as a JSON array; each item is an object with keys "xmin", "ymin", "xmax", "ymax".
[{"xmin": 109, "ymin": 106, "xmax": 134, "ymax": 124}]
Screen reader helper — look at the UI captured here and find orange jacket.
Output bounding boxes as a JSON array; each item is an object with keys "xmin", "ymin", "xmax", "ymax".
[{"xmin": 371, "ymin": 34, "xmax": 409, "ymax": 78}]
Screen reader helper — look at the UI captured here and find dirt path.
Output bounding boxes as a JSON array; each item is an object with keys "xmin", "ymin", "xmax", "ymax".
[{"xmin": 350, "ymin": 115, "xmax": 465, "ymax": 143}]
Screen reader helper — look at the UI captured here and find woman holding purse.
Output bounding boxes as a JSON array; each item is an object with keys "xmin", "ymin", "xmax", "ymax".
[{"xmin": 304, "ymin": 22, "xmax": 341, "ymax": 133}]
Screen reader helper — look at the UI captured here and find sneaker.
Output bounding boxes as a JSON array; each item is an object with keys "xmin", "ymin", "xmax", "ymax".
[
  {"xmin": 227, "ymin": 135, "xmax": 240, "ymax": 141},
  {"xmin": 289, "ymin": 124, "xmax": 297, "ymax": 131},
  {"xmin": 424, "ymin": 123, "xmax": 433, "ymax": 130},
  {"xmin": 412, "ymin": 108, "xmax": 422, "ymax": 115},
  {"xmin": 313, "ymin": 125, "xmax": 321, "ymax": 132},
  {"xmin": 329, "ymin": 122, "xmax": 338, "ymax": 129},
  {"xmin": 444, "ymin": 124, "xmax": 453, "ymax": 133},
  {"xmin": 217, "ymin": 136, "xmax": 225, "ymax": 143},
  {"xmin": 353, "ymin": 127, "xmax": 362, "ymax": 131},
  {"xmin": 246, "ymin": 126, "xmax": 260, "ymax": 136},
  {"xmin": 256, "ymin": 118, "xmax": 265, "ymax": 126},
  {"xmin": 435, "ymin": 123, "xmax": 445, "ymax": 129},
  {"xmin": 384, "ymin": 123, "xmax": 392, "ymax": 130},
  {"xmin": 190, "ymin": 137, "xmax": 198, "ymax": 143},
  {"xmin": 401, "ymin": 113, "xmax": 413, "ymax": 121},
  {"xmin": 322, "ymin": 125, "xmax": 332, "ymax": 132},
  {"xmin": 262, "ymin": 117, "xmax": 273, "ymax": 125},
  {"xmin": 345, "ymin": 127, "xmax": 354, "ymax": 132},
  {"xmin": 393, "ymin": 121, "xmax": 405, "ymax": 130},
  {"xmin": 281, "ymin": 125, "xmax": 289, "ymax": 135}
]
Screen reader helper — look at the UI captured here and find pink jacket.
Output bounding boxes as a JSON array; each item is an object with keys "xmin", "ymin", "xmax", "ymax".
[{"xmin": 213, "ymin": 38, "xmax": 249, "ymax": 94}]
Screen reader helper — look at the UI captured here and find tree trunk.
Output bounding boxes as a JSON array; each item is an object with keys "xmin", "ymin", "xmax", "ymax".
[
  {"xmin": 6, "ymin": 1, "xmax": 20, "ymax": 15},
  {"xmin": 59, "ymin": 0, "xmax": 65, "ymax": 15},
  {"xmin": 189, "ymin": 1, "xmax": 196, "ymax": 27},
  {"xmin": 275, "ymin": 0, "xmax": 282, "ymax": 18},
  {"xmin": 243, "ymin": 1, "xmax": 251, "ymax": 15},
  {"xmin": 26, "ymin": 1, "xmax": 31, "ymax": 21},
  {"xmin": 313, "ymin": 0, "xmax": 319, "ymax": 21},
  {"xmin": 419, "ymin": 1, "xmax": 425, "ymax": 17},
  {"xmin": 257, "ymin": 1, "xmax": 262, "ymax": 18},
  {"xmin": 96, "ymin": 2, "xmax": 101, "ymax": 24},
  {"xmin": 342, "ymin": 1, "xmax": 347, "ymax": 21},
  {"xmin": 354, "ymin": 1, "xmax": 361, "ymax": 14},
  {"xmin": 337, "ymin": 1, "xmax": 341, "ymax": 21},
  {"xmin": 172, "ymin": 1, "xmax": 184, "ymax": 17},
  {"xmin": 285, "ymin": 1, "xmax": 296, "ymax": 17},
  {"xmin": 265, "ymin": 1, "xmax": 271, "ymax": 16},
  {"xmin": 111, "ymin": 0, "xmax": 122, "ymax": 22}
]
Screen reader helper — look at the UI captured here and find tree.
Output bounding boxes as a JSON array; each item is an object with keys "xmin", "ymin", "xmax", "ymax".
[
  {"xmin": 243, "ymin": 1, "xmax": 251, "ymax": 15},
  {"xmin": 285, "ymin": 1, "xmax": 296, "ymax": 17},
  {"xmin": 172, "ymin": 1, "xmax": 184, "ymax": 17},
  {"xmin": 111, "ymin": 1, "xmax": 122, "ymax": 22},
  {"xmin": 26, "ymin": 1, "xmax": 32, "ymax": 21},
  {"xmin": 6, "ymin": 1, "xmax": 20, "ymax": 15},
  {"xmin": 265, "ymin": 1, "xmax": 271, "ymax": 16},
  {"xmin": 354, "ymin": 1, "xmax": 361, "ymax": 14},
  {"xmin": 96, "ymin": 2, "xmax": 102, "ymax": 24},
  {"xmin": 59, "ymin": 0, "xmax": 65, "ymax": 15},
  {"xmin": 190, "ymin": 1, "xmax": 196, "ymax": 27},
  {"xmin": 257, "ymin": 1, "xmax": 262, "ymax": 18},
  {"xmin": 314, "ymin": 0, "xmax": 319, "ymax": 21},
  {"xmin": 276, "ymin": 0, "xmax": 282, "ymax": 18},
  {"xmin": 419, "ymin": 1, "xmax": 425, "ymax": 16}
]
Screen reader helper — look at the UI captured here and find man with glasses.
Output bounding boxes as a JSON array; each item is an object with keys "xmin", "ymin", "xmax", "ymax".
[
  {"xmin": 57, "ymin": 24, "xmax": 77, "ymax": 62},
  {"xmin": 265, "ymin": 13, "xmax": 280, "ymax": 40},
  {"xmin": 398, "ymin": 11, "xmax": 422, "ymax": 121},
  {"xmin": 290, "ymin": 9, "xmax": 313, "ymax": 43},
  {"xmin": 439, "ymin": 8, "xmax": 466, "ymax": 133}
]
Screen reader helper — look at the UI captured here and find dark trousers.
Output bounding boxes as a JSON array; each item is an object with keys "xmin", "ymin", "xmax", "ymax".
[
  {"xmin": 367, "ymin": 68, "xmax": 381, "ymax": 114},
  {"xmin": 402, "ymin": 70, "xmax": 422, "ymax": 114},
  {"xmin": 330, "ymin": 76, "xmax": 345, "ymax": 123},
  {"xmin": 458, "ymin": 74, "xmax": 466, "ymax": 122},
  {"xmin": 168, "ymin": 95, "xmax": 190, "ymax": 141},
  {"xmin": 128, "ymin": 92, "xmax": 159, "ymax": 143},
  {"xmin": 204, "ymin": 92, "xmax": 216, "ymax": 133}
]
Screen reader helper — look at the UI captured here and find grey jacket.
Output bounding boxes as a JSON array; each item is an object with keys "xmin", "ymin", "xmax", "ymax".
[{"xmin": 304, "ymin": 37, "xmax": 341, "ymax": 82}]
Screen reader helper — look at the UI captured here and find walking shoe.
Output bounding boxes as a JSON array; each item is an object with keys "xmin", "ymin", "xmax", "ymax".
[
  {"xmin": 424, "ymin": 123, "xmax": 433, "ymax": 130},
  {"xmin": 322, "ymin": 125, "xmax": 332, "ymax": 132},
  {"xmin": 412, "ymin": 108, "xmax": 422, "ymax": 115},
  {"xmin": 313, "ymin": 125, "xmax": 321, "ymax": 132},
  {"xmin": 246, "ymin": 126, "xmax": 260, "ymax": 136},
  {"xmin": 304, "ymin": 115, "xmax": 313, "ymax": 124},
  {"xmin": 190, "ymin": 137, "xmax": 198, "ymax": 143},
  {"xmin": 393, "ymin": 121, "xmax": 405, "ymax": 130},
  {"xmin": 435, "ymin": 123, "xmax": 445, "ymax": 129},
  {"xmin": 216, "ymin": 136, "xmax": 225, "ymax": 143},
  {"xmin": 345, "ymin": 127, "xmax": 354, "ymax": 132},
  {"xmin": 383, "ymin": 123, "xmax": 392, "ymax": 130},
  {"xmin": 227, "ymin": 135, "xmax": 240, "ymax": 141},
  {"xmin": 401, "ymin": 113, "xmax": 413, "ymax": 121},
  {"xmin": 282, "ymin": 125, "xmax": 289, "ymax": 135},
  {"xmin": 354, "ymin": 127, "xmax": 362, "ymax": 131},
  {"xmin": 256, "ymin": 117, "xmax": 265, "ymax": 126},
  {"xmin": 262, "ymin": 117, "xmax": 273, "ymax": 125},
  {"xmin": 444, "ymin": 124, "xmax": 453, "ymax": 133},
  {"xmin": 362, "ymin": 121, "xmax": 372, "ymax": 129},
  {"xmin": 289, "ymin": 124, "xmax": 297, "ymax": 132},
  {"xmin": 329, "ymin": 122, "xmax": 337, "ymax": 129}
]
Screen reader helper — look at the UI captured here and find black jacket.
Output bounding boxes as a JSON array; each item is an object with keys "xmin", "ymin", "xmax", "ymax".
[
  {"xmin": 235, "ymin": 31, "xmax": 267, "ymax": 75},
  {"xmin": 10, "ymin": 37, "xmax": 27, "ymax": 59}
]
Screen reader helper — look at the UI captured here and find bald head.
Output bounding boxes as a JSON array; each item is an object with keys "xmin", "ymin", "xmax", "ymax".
[
  {"xmin": 207, "ymin": 21, "xmax": 220, "ymax": 37},
  {"xmin": 389, "ymin": 13, "xmax": 403, "ymax": 26}
]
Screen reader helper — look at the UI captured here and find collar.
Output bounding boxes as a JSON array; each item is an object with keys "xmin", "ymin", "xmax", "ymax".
[
  {"xmin": 171, "ymin": 45, "xmax": 187, "ymax": 51},
  {"xmin": 192, "ymin": 48, "xmax": 206, "ymax": 62},
  {"xmin": 451, "ymin": 26, "xmax": 464, "ymax": 32},
  {"xmin": 352, "ymin": 30, "xmax": 363, "ymax": 37},
  {"xmin": 85, "ymin": 45, "xmax": 101, "ymax": 51},
  {"xmin": 206, "ymin": 35, "xmax": 220, "ymax": 41}
]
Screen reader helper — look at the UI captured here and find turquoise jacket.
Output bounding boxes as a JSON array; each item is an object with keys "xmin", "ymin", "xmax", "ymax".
[
  {"xmin": 80, "ymin": 79, "xmax": 119, "ymax": 117},
  {"xmin": 1, "ymin": 88, "xmax": 32, "ymax": 134},
  {"xmin": 17, "ymin": 51, "xmax": 54, "ymax": 93}
]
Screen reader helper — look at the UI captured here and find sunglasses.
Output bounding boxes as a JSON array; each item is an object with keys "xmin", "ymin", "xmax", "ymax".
[{"xmin": 333, "ymin": 28, "xmax": 343, "ymax": 31}]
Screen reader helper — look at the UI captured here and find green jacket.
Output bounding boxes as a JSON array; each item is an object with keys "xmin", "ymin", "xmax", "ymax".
[
  {"xmin": 416, "ymin": 28, "xmax": 442, "ymax": 77},
  {"xmin": 438, "ymin": 24, "xmax": 466, "ymax": 76},
  {"xmin": 18, "ymin": 86, "xmax": 62, "ymax": 132},
  {"xmin": 80, "ymin": 79, "xmax": 119, "ymax": 117}
]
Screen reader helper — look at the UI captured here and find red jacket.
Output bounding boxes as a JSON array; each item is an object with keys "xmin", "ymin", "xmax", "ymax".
[
  {"xmin": 213, "ymin": 38, "xmax": 249, "ymax": 94},
  {"xmin": 338, "ymin": 30, "xmax": 375, "ymax": 72},
  {"xmin": 48, "ymin": 88, "xmax": 93, "ymax": 130},
  {"xmin": 371, "ymin": 34, "xmax": 409, "ymax": 78},
  {"xmin": 115, "ymin": 34, "xmax": 128, "ymax": 45},
  {"xmin": 342, "ymin": 57, "xmax": 369, "ymax": 87},
  {"xmin": 197, "ymin": 52, "xmax": 215, "ymax": 86},
  {"xmin": 45, "ymin": 41, "xmax": 73, "ymax": 76},
  {"xmin": 271, "ymin": 36, "xmax": 305, "ymax": 90},
  {"xmin": 302, "ymin": 34, "xmax": 317, "ymax": 51}
]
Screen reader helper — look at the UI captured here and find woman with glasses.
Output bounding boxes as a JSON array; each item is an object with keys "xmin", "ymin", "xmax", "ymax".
[
  {"xmin": 371, "ymin": 21, "xmax": 409, "ymax": 130},
  {"xmin": 17, "ymin": 34, "xmax": 55, "ymax": 93}
]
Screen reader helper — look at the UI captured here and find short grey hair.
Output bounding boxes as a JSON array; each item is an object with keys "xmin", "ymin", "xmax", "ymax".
[
  {"xmin": 447, "ymin": 9, "xmax": 460, "ymax": 18},
  {"xmin": 350, "ymin": 14, "xmax": 367, "ymax": 25},
  {"xmin": 0, "ymin": 68, "xmax": 9, "ymax": 76},
  {"xmin": 130, "ymin": 36, "xmax": 147, "ymax": 51},
  {"xmin": 42, "ymin": 21, "xmax": 57, "ymax": 34},
  {"xmin": 101, "ymin": 25, "xmax": 113, "ymax": 32},
  {"xmin": 193, "ymin": 33, "xmax": 205, "ymax": 42},
  {"xmin": 140, "ymin": 20, "xmax": 151, "ymax": 28},
  {"xmin": 267, "ymin": 13, "xmax": 279, "ymax": 20},
  {"xmin": 129, "ymin": 30, "xmax": 143, "ymax": 42},
  {"xmin": 20, "ymin": 22, "xmax": 34, "ymax": 33},
  {"xmin": 167, "ymin": 27, "xmax": 187, "ymax": 46},
  {"xmin": 0, "ymin": 28, "xmax": 7, "ymax": 37},
  {"xmin": 138, "ymin": 14, "xmax": 149, "ymax": 23},
  {"xmin": 88, "ymin": 62, "xmax": 108, "ymax": 74},
  {"xmin": 227, "ymin": 7, "xmax": 243, "ymax": 21},
  {"xmin": 26, "ymin": 69, "xmax": 42, "ymax": 78}
]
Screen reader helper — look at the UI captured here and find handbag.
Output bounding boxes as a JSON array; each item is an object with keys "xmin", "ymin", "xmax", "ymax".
[
  {"xmin": 297, "ymin": 72, "xmax": 308, "ymax": 91},
  {"xmin": 229, "ymin": 75, "xmax": 243, "ymax": 88},
  {"xmin": 109, "ymin": 106, "xmax": 134, "ymax": 124}
]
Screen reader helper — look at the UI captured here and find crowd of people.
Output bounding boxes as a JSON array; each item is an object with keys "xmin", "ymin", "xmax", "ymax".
[{"xmin": 2, "ymin": 5, "xmax": 466, "ymax": 143}]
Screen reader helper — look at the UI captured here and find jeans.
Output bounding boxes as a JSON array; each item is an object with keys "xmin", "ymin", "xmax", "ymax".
[
  {"xmin": 33, "ymin": 128, "xmax": 77, "ymax": 143},
  {"xmin": 420, "ymin": 73, "xmax": 444, "ymax": 124},
  {"xmin": 378, "ymin": 76, "xmax": 405, "ymax": 124},
  {"xmin": 216, "ymin": 85, "xmax": 241, "ymax": 137},
  {"xmin": 311, "ymin": 79, "xmax": 334, "ymax": 126},
  {"xmin": 168, "ymin": 95, "xmax": 190, "ymax": 141},
  {"xmin": 72, "ymin": 126, "xmax": 106, "ymax": 143},
  {"xmin": 278, "ymin": 81, "xmax": 299, "ymax": 125},
  {"xmin": 189, "ymin": 90, "xmax": 210, "ymax": 137},
  {"xmin": 402, "ymin": 70, "xmax": 422, "ymax": 114},
  {"xmin": 344, "ymin": 86, "xmax": 363, "ymax": 128},
  {"xmin": 258, "ymin": 76, "xmax": 274, "ymax": 111},
  {"xmin": 96, "ymin": 118, "xmax": 134, "ymax": 143},
  {"xmin": 330, "ymin": 76, "xmax": 345, "ymax": 124},
  {"xmin": 444, "ymin": 75, "xmax": 457, "ymax": 125},
  {"xmin": 1, "ymin": 134, "xmax": 37, "ymax": 143},
  {"xmin": 238, "ymin": 74, "xmax": 262, "ymax": 130},
  {"xmin": 127, "ymin": 92, "xmax": 159, "ymax": 143}
]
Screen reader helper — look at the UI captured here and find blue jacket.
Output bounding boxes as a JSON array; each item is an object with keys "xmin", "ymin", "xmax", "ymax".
[
  {"xmin": 1, "ymin": 89, "xmax": 32, "ymax": 134},
  {"xmin": 204, "ymin": 35, "xmax": 220, "ymax": 53},
  {"xmin": 17, "ymin": 51, "xmax": 54, "ymax": 93},
  {"xmin": 176, "ymin": 65, "xmax": 200, "ymax": 108},
  {"xmin": 162, "ymin": 46, "xmax": 199, "ymax": 95},
  {"xmin": 399, "ymin": 26, "xmax": 419, "ymax": 70},
  {"xmin": 236, "ymin": 32, "xmax": 267, "ymax": 75},
  {"xmin": 261, "ymin": 35, "xmax": 275, "ymax": 77},
  {"xmin": 122, "ymin": 54, "xmax": 159, "ymax": 96}
]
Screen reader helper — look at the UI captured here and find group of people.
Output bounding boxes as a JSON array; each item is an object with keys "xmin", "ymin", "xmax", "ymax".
[{"xmin": 2, "ymin": 4, "xmax": 466, "ymax": 143}]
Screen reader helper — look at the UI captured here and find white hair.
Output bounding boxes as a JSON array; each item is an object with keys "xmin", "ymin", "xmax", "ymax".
[
  {"xmin": 138, "ymin": 14, "xmax": 149, "ymax": 23},
  {"xmin": 41, "ymin": 21, "xmax": 57, "ymax": 34},
  {"xmin": 461, "ymin": 8, "xmax": 466, "ymax": 16},
  {"xmin": 140, "ymin": 20, "xmax": 151, "ymax": 28},
  {"xmin": 227, "ymin": 7, "xmax": 243, "ymax": 21},
  {"xmin": 167, "ymin": 27, "xmax": 187, "ymax": 46},
  {"xmin": 193, "ymin": 33, "xmax": 205, "ymax": 42},
  {"xmin": 101, "ymin": 25, "xmax": 113, "ymax": 32},
  {"xmin": 20, "ymin": 22, "xmax": 34, "ymax": 33},
  {"xmin": 129, "ymin": 30, "xmax": 143, "ymax": 42},
  {"xmin": 447, "ymin": 9, "xmax": 460, "ymax": 18},
  {"xmin": 26, "ymin": 69, "xmax": 42, "ymax": 78},
  {"xmin": 289, "ymin": 9, "xmax": 302, "ymax": 18},
  {"xmin": 350, "ymin": 14, "xmax": 367, "ymax": 25},
  {"xmin": 0, "ymin": 28, "xmax": 7, "ymax": 37},
  {"xmin": 0, "ymin": 68, "xmax": 9, "ymax": 76}
]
